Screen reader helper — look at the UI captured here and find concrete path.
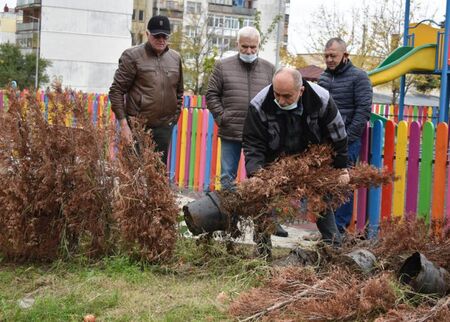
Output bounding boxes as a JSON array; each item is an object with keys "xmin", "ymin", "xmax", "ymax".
[{"xmin": 176, "ymin": 193, "xmax": 319, "ymax": 249}]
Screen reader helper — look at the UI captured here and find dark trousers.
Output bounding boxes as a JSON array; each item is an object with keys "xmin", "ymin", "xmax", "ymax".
[
  {"xmin": 334, "ymin": 139, "xmax": 361, "ymax": 233},
  {"xmin": 146, "ymin": 124, "xmax": 174, "ymax": 165}
]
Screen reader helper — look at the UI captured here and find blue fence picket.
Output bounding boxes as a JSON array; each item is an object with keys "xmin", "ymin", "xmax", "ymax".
[{"xmin": 368, "ymin": 120, "xmax": 383, "ymax": 238}]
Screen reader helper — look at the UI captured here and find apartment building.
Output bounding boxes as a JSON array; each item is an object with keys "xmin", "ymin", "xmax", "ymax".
[
  {"xmin": 0, "ymin": 5, "xmax": 18, "ymax": 44},
  {"xmin": 15, "ymin": 0, "xmax": 132, "ymax": 93},
  {"xmin": 131, "ymin": 0, "xmax": 153, "ymax": 45}
]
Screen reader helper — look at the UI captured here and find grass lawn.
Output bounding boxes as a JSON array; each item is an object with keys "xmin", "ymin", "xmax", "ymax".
[{"xmin": 0, "ymin": 238, "xmax": 285, "ymax": 322}]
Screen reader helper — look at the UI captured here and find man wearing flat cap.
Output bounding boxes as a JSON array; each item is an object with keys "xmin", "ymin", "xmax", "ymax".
[{"xmin": 109, "ymin": 15, "xmax": 183, "ymax": 165}]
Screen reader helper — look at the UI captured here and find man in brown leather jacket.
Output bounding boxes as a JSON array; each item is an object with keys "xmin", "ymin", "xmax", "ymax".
[{"xmin": 109, "ymin": 15, "xmax": 183, "ymax": 164}]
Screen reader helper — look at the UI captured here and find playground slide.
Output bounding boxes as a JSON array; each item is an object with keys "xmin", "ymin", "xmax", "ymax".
[{"xmin": 368, "ymin": 44, "xmax": 436, "ymax": 86}]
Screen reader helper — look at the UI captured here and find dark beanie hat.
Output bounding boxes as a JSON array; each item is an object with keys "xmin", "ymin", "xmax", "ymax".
[{"xmin": 147, "ymin": 15, "xmax": 171, "ymax": 35}]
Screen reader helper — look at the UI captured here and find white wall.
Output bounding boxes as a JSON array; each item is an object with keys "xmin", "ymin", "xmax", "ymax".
[
  {"xmin": 257, "ymin": 0, "xmax": 284, "ymax": 67},
  {"xmin": 40, "ymin": 0, "xmax": 133, "ymax": 93},
  {"xmin": 0, "ymin": 32, "xmax": 16, "ymax": 44}
]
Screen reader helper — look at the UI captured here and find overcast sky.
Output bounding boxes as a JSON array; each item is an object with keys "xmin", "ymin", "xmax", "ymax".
[{"xmin": 288, "ymin": 0, "xmax": 447, "ymax": 53}]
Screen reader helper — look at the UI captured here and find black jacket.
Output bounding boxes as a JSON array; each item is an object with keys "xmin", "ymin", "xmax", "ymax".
[
  {"xmin": 318, "ymin": 61, "xmax": 372, "ymax": 143},
  {"xmin": 242, "ymin": 81, "xmax": 348, "ymax": 176}
]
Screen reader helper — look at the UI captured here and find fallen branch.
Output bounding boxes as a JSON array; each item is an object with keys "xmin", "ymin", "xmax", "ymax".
[{"xmin": 240, "ymin": 279, "xmax": 328, "ymax": 321}]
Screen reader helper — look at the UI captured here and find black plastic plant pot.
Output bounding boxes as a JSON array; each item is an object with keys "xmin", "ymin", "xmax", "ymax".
[
  {"xmin": 183, "ymin": 191, "xmax": 229, "ymax": 235},
  {"xmin": 398, "ymin": 252, "xmax": 449, "ymax": 296}
]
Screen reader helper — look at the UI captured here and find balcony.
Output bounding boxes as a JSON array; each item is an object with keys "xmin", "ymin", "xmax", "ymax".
[
  {"xmin": 16, "ymin": 22, "xmax": 39, "ymax": 32},
  {"xmin": 208, "ymin": 3, "xmax": 255, "ymax": 16},
  {"xmin": 153, "ymin": 0, "xmax": 183, "ymax": 12},
  {"xmin": 16, "ymin": 0, "xmax": 41, "ymax": 9}
]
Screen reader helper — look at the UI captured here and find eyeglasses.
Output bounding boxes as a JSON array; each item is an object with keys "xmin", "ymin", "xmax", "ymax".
[{"xmin": 152, "ymin": 34, "xmax": 169, "ymax": 40}]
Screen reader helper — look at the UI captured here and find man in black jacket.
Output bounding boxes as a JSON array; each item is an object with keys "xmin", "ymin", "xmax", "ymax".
[
  {"xmin": 243, "ymin": 67, "xmax": 349, "ymax": 257},
  {"xmin": 318, "ymin": 38, "xmax": 372, "ymax": 233}
]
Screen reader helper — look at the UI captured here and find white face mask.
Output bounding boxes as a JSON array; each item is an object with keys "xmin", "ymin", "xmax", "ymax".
[
  {"xmin": 239, "ymin": 53, "xmax": 257, "ymax": 63},
  {"xmin": 274, "ymin": 98, "xmax": 298, "ymax": 111}
]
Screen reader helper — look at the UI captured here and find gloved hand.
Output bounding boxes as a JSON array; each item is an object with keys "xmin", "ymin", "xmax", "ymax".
[{"xmin": 337, "ymin": 168, "xmax": 350, "ymax": 184}]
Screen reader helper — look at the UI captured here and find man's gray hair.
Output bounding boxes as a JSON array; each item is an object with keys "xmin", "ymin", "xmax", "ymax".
[
  {"xmin": 237, "ymin": 26, "xmax": 260, "ymax": 43},
  {"xmin": 325, "ymin": 37, "xmax": 347, "ymax": 51},
  {"xmin": 273, "ymin": 67, "xmax": 303, "ymax": 89}
]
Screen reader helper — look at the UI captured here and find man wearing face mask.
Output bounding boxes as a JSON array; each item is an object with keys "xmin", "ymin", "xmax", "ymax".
[
  {"xmin": 243, "ymin": 67, "xmax": 349, "ymax": 257},
  {"xmin": 207, "ymin": 27, "xmax": 288, "ymax": 238},
  {"xmin": 318, "ymin": 38, "xmax": 372, "ymax": 234}
]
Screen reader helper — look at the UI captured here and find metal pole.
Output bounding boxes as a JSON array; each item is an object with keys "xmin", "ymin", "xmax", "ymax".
[
  {"xmin": 398, "ymin": 0, "xmax": 410, "ymax": 121},
  {"xmin": 274, "ymin": 0, "xmax": 283, "ymax": 68},
  {"xmin": 438, "ymin": 0, "xmax": 450, "ymax": 123},
  {"xmin": 35, "ymin": 17, "xmax": 40, "ymax": 89}
]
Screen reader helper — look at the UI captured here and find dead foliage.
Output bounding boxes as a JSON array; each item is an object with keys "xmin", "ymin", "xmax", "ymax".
[
  {"xmin": 373, "ymin": 218, "xmax": 450, "ymax": 271},
  {"xmin": 219, "ymin": 145, "xmax": 392, "ymax": 234},
  {"xmin": 112, "ymin": 119, "xmax": 178, "ymax": 262},
  {"xmin": 229, "ymin": 219, "xmax": 450, "ymax": 321},
  {"xmin": 0, "ymin": 87, "xmax": 177, "ymax": 262}
]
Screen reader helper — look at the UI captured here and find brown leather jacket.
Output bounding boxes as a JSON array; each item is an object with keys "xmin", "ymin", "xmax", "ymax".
[{"xmin": 109, "ymin": 42, "xmax": 183, "ymax": 127}]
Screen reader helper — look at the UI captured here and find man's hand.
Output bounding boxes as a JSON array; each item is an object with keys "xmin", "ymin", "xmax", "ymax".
[
  {"xmin": 338, "ymin": 169, "xmax": 350, "ymax": 184},
  {"xmin": 119, "ymin": 119, "xmax": 133, "ymax": 145}
]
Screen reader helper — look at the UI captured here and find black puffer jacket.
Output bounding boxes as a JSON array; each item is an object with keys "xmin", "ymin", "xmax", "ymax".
[
  {"xmin": 206, "ymin": 55, "xmax": 275, "ymax": 141},
  {"xmin": 318, "ymin": 61, "xmax": 372, "ymax": 143}
]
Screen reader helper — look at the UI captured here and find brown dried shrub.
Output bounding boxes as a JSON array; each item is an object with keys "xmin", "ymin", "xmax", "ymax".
[
  {"xmin": 0, "ymin": 88, "xmax": 114, "ymax": 261},
  {"xmin": 374, "ymin": 218, "xmax": 450, "ymax": 271},
  {"xmin": 219, "ymin": 144, "xmax": 393, "ymax": 234},
  {"xmin": 229, "ymin": 219, "xmax": 450, "ymax": 321},
  {"xmin": 112, "ymin": 119, "xmax": 178, "ymax": 262},
  {"xmin": 0, "ymin": 88, "xmax": 177, "ymax": 262}
]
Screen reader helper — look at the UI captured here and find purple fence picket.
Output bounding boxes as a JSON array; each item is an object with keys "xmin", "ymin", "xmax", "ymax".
[
  {"xmin": 356, "ymin": 123, "xmax": 370, "ymax": 232},
  {"xmin": 405, "ymin": 121, "xmax": 421, "ymax": 220}
]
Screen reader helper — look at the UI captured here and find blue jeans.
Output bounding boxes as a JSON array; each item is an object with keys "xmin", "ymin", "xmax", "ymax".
[
  {"xmin": 334, "ymin": 139, "xmax": 361, "ymax": 233},
  {"xmin": 220, "ymin": 139, "xmax": 242, "ymax": 191}
]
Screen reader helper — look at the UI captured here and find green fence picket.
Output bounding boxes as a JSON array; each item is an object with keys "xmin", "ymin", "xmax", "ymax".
[{"xmin": 418, "ymin": 122, "xmax": 435, "ymax": 222}]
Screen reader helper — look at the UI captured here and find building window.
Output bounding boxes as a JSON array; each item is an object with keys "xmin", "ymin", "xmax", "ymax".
[
  {"xmin": 186, "ymin": 1, "xmax": 201, "ymax": 14},
  {"xmin": 139, "ymin": 10, "xmax": 144, "ymax": 21},
  {"xmin": 167, "ymin": 1, "xmax": 178, "ymax": 10},
  {"xmin": 132, "ymin": 9, "xmax": 136, "ymax": 20}
]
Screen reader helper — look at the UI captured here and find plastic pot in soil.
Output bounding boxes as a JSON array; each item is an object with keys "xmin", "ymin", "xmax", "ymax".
[
  {"xmin": 344, "ymin": 249, "xmax": 377, "ymax": 273},
  {"xmin": 398, "ymin": 252, "xmax": 450, "ymax": 296},
  {"xmin": 183, "ymin": 191, "xmax": 230, "ymax": 235}
]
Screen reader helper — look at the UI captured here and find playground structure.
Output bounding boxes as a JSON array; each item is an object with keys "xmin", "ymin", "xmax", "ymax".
[{"xmin": 368, "ymin": 0, "xmax": 450, "ymax": 122}]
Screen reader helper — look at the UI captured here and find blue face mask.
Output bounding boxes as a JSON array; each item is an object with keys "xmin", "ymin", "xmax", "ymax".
[
  {"xmin": 239, "ymin": 53, "xmax": 257, "ymax": 63},
  {"xmin": 274, "ymin": 98, "xmax": 297, "ymax": 111}
]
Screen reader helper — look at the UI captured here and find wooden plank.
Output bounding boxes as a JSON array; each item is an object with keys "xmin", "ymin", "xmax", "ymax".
[
  {"xmin": 210, "ymin": 124, "xmax": 219, "ymax": 191},
  {"xmin": 381, "ymin": 120, "xmax": 395, "ymax": 221},
  {"xmin": 204, "ymin": 113, "xmax": 215, "ymax": 191},
  {"xmin": 184, "ymin": 108, "xmax": 193, "ymax": 188},
  {"xmin": 431, "ymin": 123, "xmax": 448, "ymax": 236},
  {"xmin": 215, "ymin": 138, "xmax": 222, "ymax": 190},
  {"xmin": 418, "ymin": 122, "xmax": 435, "ymax": 222},
  {"xmin": 189, "ymin": 108, "xmax": 198, "ymax": 189},
  {"xmin": 174, "ymin": 109, "xmax": 184, "ymax": 185},
  {"xmin": 393, "ymin": 121, "xmax": 408, "ymax": 218},
  {"xmin": 178, "ymin": 108, "xmax": 189, "ymax": 188},
  {"xmin": 368, "ymin": 120, "xmax": 383, "ymax": 238},
  {"xmin": 198, "ymin": 109, "xmax": 209, "ymax": 192},
  {"xmin": 193, "ymin": 109, "xmax": 203, "ymax": 190},
  {"xmin": 169, "ymin": 121, "xmax": 178, "ymax": 182},
  {"xmin": 405, "ymin": 121, "xmax": 421, "ymax": 220},
  {"xmin": 356, "ymin": 123, "xmax": 370, "ymax": 232}
]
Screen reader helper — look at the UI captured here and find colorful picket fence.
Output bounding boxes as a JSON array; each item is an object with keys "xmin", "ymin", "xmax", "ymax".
[
  {"xmin": 354, "ymin": 119, "xmax": 450, "ymax": 237},
  {"xmin": 167, "ymin": 95, "xmax": 246, "ymax": 192},
  {"xmin": 371, "ymin": 103, "xmax": 439, "ymax": 125}
]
